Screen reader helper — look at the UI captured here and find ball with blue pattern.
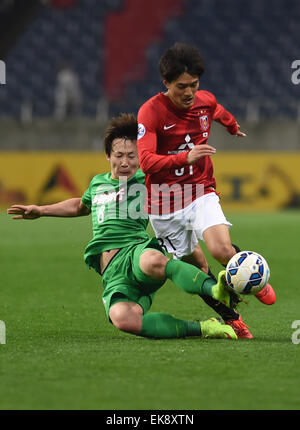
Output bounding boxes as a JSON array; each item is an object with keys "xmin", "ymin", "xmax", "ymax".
[{"xmin": 225, "ymin": 251, "xmax": 270, "ymax": 295}]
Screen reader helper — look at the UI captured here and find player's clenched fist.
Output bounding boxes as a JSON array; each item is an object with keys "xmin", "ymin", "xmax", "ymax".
[
  {"xmin": 7, "ymin": 204, "xmax": 42, "ymax": 220},
  {"xmin": 186, "ymin": 144, "xmax": 216, "ymax": 165}
]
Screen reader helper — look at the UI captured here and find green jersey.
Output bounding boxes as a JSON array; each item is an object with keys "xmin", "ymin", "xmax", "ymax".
[{"xmin": 82, "ymin": 169, "xmax": 150, "ymax": 272}]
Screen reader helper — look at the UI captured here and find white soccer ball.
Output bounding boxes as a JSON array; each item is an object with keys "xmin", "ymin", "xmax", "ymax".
[{"xmin": 225, "ymin": 251, "xmax": 270, "ymax": 295}]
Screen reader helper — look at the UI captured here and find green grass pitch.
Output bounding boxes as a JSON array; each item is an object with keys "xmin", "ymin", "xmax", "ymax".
[{"xmin": 0, "ymin": 211, "xmax": 299, "ymax": 410}]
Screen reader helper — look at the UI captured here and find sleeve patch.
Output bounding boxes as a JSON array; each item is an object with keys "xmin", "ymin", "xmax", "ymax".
[{"xmin": 137, "ymin": 123, "xmax": 146, "ymax": 140}]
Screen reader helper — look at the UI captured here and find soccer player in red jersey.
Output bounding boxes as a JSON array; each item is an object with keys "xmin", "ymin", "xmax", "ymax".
[{"xmin": 137, "ymin": 43, "xmax": 276, "ymax": 338}]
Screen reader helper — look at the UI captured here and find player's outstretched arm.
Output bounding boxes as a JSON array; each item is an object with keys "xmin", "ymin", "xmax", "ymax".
[
  {"xmin": 235, "ymin": 123, "xmax": 247, "ymax": 137},
  {"xmin": 212, "ymin": 101, "xmax": 246, "ymax": 137},
  {"xmin": 7, "ymin": 198, "xmax": 90, "ymax": 220}
]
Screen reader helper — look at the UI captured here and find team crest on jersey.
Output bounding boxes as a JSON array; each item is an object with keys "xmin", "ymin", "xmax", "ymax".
[
  {"xmin": 137, "ymin": 123, "xmax": 146, "ymax": 140},
  {"xmin": 199, "ymin": 115, "xmax": 209, "ymax": 131}
]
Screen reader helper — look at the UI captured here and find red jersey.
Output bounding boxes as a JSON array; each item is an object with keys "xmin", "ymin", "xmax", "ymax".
[{"xmin": 137, "ymin": 90, "xmax": 238, "ymax": 214}]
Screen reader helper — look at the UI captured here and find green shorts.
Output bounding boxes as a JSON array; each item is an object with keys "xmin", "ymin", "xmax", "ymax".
[{"xmin": 100, "ymin": 238, "xmax": 166, "ymax": 319}]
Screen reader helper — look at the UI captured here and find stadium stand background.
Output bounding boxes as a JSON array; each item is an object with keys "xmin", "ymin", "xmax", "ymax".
[{"xmin": 0, "ymin": 0, "xmax": 299, "ymax": 150}]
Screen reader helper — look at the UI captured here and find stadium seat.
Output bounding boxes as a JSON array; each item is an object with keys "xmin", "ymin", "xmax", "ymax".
[{"xmin": 0, "ymin": 0, "xmax": 299, "ymax": 119}]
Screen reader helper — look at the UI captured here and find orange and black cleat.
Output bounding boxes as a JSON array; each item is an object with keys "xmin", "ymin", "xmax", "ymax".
[{"xmin": 225, "ymin": 315, "xmax": 253, "ymax": 339}]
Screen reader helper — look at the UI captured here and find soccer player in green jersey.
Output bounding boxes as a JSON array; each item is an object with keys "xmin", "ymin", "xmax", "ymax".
[{"xmin": 7, "ymin": 113, "xmax": 237, "ymax": 340}]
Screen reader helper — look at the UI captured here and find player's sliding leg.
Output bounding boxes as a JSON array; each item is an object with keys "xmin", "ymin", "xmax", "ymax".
[
  {"xmin": 107, "ymin": 250, "xmax": 238, "ymax": 340},
  {"xmin": 109, "ymin": 301, "xmax": 237, "ymax": 340},
  {"xmin": 146, "ymin": 251, "xmax": 253, "ymax": 339},
  {"xmin": 140, "ymin": 249, "xmax": 251, "ymax": 339},
  {"xmin": 167, "ymin": 263, "xmax": 249, "ymax": 339},
  {"xmin": 139, "ymin": 250, "xmax": 231, "ymax": 305},
  {"xmin": 140, "ymin": 314, "xmax": 237, "ymax": 339},
  {"xmin": 165, "ymin": 260, "xmax": 232, "ymax": 306}
]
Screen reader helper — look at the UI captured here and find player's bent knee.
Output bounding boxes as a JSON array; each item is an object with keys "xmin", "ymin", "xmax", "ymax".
[
  {"xmin": 210, "ymin": 243, "xmax": 235, "ymax": 264},
  {"xmin": 139, "ymin": 249, "xmax": 168, "ymax": 280},
  {"xmin": 109, "ymin": 302, "xmax": 142, "ymax": 334},
  {"xmin": 111, "ymin": 316, "xmax": 140, "ymax": 334},
  {"xmin": 112, "ymin": 318, "xmax": 134, "ymax": 333},
  {"xmin": 109, "ymin": 304, "xmax": 129, "ymax": 327}
]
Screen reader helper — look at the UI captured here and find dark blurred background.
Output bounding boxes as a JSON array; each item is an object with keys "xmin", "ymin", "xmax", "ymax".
[
  {"xmin": 0, "ymin": 0, "xmax": 299, "ymax": 211},
  {"xmin": 0, "ymin": 0, "xmax": 299, "ymax": 149}
]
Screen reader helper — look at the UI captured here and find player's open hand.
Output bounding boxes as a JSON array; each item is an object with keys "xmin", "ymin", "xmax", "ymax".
[
  {"xmin": 7, "ymin": 204, "xmax": 42, "ymax": 220},
  {"xmin": 187, "ymin": 144, "xmax": 216, "ymax": 165}
]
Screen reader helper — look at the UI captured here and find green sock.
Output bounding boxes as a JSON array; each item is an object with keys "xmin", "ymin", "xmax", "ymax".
[
  {"xmin": 140, "ymin": 312, "xmax": 202, "ymax": 339},
  {"xmin": 165, "ymin": 259, "xmax": 215, "ymax": 296}
]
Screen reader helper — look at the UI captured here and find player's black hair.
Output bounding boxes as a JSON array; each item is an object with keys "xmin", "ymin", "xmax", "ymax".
[
  {"xmin": 104, "ymin": 113, "xmax": 138, "ymax": 156},
  {"xmin": 159, "ymin": 42, "xmax": 205, "ymax": 83}
]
